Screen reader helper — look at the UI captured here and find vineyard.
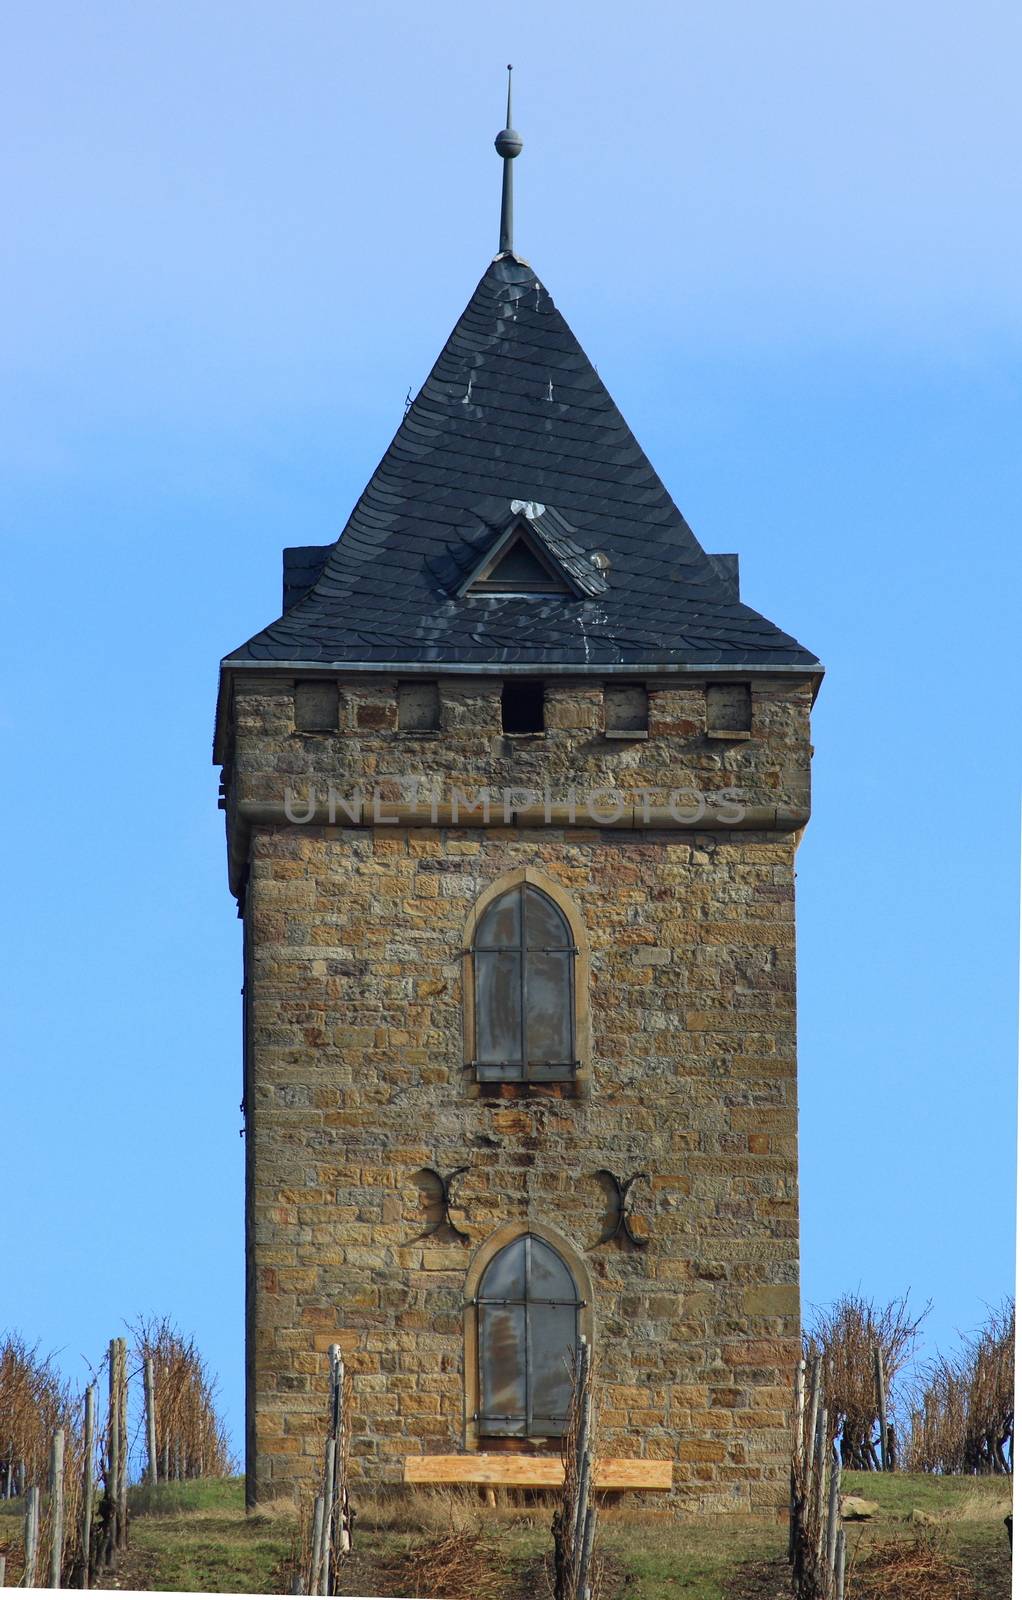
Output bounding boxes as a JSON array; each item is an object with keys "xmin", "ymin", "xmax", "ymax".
[{"xmin": 0, "ymin": 1295, "xmax": 1012, "ymax": 1598}]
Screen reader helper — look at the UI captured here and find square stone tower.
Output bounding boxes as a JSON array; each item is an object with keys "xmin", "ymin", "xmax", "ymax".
[{"xmin": 215, "ymin": 110, "xmax": 822, "ymax": 1514}]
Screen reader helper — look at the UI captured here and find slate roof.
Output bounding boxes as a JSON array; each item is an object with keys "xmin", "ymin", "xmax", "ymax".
[{"xmin": 224, "ymin": 255, "xmax": 820, "ymax": 672}]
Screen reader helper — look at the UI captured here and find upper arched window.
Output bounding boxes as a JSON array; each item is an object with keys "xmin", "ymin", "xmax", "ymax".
[
  {"xmin": 476, "ymin": 1233, "xmax": 582, "ymax": 1438},
  {"xmin": 471, "ymin": 882, "xmax": 576, "ymax": 1082}
]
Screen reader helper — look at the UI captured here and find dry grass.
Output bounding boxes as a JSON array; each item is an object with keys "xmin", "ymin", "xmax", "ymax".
[
  {"xmin": 358, "ymin": 1485, "xmax": 555, "ymax": 1534},
  {"xmin": 848, "ymin": 1529, "xmax": 977, "ymax": 1599},
  {"xmin": 949, "ymin": 1485, "xmax": 1013, "ymax": 1522},
  {"xmin": 373, "ymin": 1528, "xmax": 510, "ymax": 1600}
]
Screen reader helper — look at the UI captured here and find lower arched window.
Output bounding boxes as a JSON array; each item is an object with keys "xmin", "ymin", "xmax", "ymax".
[{"xmin": 475, "ymin": 1233, "xmax": 583, "ymax": 1438}]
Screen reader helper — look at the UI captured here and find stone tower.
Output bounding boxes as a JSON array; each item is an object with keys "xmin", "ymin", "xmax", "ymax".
[{"xmin": 215, "ymin": 90, "xmax": 822, "ymax": 1514}]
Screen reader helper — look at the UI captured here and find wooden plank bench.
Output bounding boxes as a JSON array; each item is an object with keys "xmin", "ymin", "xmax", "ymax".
[{"xmin": 403, "ymin": 1454, "xmax": 672, "ymax": 1490}]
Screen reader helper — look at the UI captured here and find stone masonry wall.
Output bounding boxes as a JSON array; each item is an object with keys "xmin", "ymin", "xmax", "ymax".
[{"xmin": 227, "ymin": 675, "xmax": 814, "ymax": 1513}]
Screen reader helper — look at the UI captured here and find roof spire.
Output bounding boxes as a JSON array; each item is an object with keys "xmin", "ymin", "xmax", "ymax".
[{"xmin": 494, "ymin": 64, "xmax": 523, "ymax": 256}]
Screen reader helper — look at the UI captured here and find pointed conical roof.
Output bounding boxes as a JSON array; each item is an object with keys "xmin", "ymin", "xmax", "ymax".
[{"xmin": 225, "ymin": 256, "xmax": 819, "ymax": 671}]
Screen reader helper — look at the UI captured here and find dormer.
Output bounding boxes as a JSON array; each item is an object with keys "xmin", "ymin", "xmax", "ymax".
[{"xmin": 456, "ymin": 502, "xmax": 608, "ymax": 600}]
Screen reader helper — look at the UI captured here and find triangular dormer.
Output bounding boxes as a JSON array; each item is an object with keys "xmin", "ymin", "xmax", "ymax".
[
  {"xmin": 467, "ymin": 529, "xmax": 570, "ymax": 595},
  {"xmin": 456, "ymin": 503, "xmax": 605, "ymax": 599}
]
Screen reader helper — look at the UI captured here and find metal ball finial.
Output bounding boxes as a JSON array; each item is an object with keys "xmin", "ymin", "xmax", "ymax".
[{"xmin": 495, "ymin": 127, "xmax": 523, "ymax": 159}]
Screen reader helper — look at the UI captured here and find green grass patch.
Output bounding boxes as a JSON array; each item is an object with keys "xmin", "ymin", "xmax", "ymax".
[
  {"xmin": 128, "ymin": 1478, "xmax": 251, "ymax": 1519},
  {"xmin": 603, "ymin": 1518, "xmax": 780, "ymax": 1600},
  {"xmin": 4, "ymin": 1469, "xmax": 1006, "ymax": 1595},
  {"xmin": 115, "ymin": 1478, "xmax": 295, "ymax": 1594}
]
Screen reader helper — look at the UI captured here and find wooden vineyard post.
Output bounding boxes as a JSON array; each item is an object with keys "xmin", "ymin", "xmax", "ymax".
[
  {"xmin": 101, "ymin": 1336, "xmax": 130, "ymax": 1566},
  {"xmin": 319, "ymin": 1439, "xmax": 335, "ymax": 1595},
  {"xmin": 49, "ymin": 1428, "xmax": 65, "ymax": 1589},
  {"xmin": 0, "ymin": 1551, "xmax": 6, "ymax": 1585},
  {"xmin": 805, "ymin": 1353, "xmax": 822, "ymax": 1484},
  {"xmin": 117, "ymin": 1339, "xmax": 129, "ymax": 1543},
  {"xmin": 874, "ymin": 1346, "xmax": 888, "ymax": 1471},
  {"xmin": 789, "ymin": 1357, "xmax": 806, "ymax": 1562},
  {"xmin": 23, "ymin": 1485, "xmax": 40, "ymax": 1588},
  {"xmin": 574, "ymin": 1341, "xmax": 594, "ymax": 1600},
  {"xmin": 143, "ymin": 1358, "xmax": 158, "ymax": 1487},
  {"xmin": 553, "ymin": 1335, "xmax": 597, "ymax": 1600},
  {"xmin": 309, "ymin": 1495, "xmax": 325, "ymax": 1597},
  {"xmin": 328, "ymin": 1345, "xmax": 352, "ymax": 1560},
  {"xmin": 103, "ymin": 1338, "xmax": 120, "ymax": 1566},
  {"xmin": 82, "ymin": 1384, "xmax": 95, "ymax": 1589},
  {"xmin": 788, "ymin": 1355, "xmax": 848, "ymax": 1600},
  {"xmin": 812, "ymin": 1408, "xmax": 828, "ymax": 1571},
  {"xmin": 308, "ymin": 1344, "xmax": 353, "ymax": 1595},
  {"xmin": 825, "ymin": 1450, "xmax": 841, "ymax": 1576}
]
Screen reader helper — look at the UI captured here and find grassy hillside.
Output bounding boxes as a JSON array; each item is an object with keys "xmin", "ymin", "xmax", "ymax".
[{"xmin": 0, "ymin": 1470, "xmax": 1010, "ymax": 1596}]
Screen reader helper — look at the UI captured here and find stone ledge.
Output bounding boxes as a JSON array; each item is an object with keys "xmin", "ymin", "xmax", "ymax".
[{"xmin": 237, "ymin": 798, "xmax": 810, "ymax": 834}]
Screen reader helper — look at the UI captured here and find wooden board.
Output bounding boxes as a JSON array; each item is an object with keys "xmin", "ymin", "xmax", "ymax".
[{"xmin": 403, "ymin": 1454, "xmax": 672, "ymax": 1490}]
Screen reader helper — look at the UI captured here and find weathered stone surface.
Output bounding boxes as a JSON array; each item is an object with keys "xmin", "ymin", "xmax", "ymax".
[
  {"xmin": 226, "ymin": 673, "xmax": 814, "ymax": 1514},
  {"xmin": 842, "ymin": 1496, "xmax": 880, "ymax": 1521}
]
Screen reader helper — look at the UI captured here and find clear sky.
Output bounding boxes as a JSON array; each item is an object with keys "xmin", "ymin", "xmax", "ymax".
[{"xmin": 4, "ymin": 0, "xmax": 1019, "ymax": 1457}]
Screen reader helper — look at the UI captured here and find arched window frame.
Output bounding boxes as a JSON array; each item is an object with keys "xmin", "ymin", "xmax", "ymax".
[
  {"xmin": 462, "ymin": 867, "xmax": 592, "ymax": 1094},
  {"xmin": 463, "ymin": 1222, "xmax": 595, "ymax": 1451}
]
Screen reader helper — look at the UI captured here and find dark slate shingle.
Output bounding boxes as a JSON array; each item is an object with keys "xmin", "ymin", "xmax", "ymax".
[{"xmin": 225, "ymin": 256, "xmax": 819, "ymax": 671}]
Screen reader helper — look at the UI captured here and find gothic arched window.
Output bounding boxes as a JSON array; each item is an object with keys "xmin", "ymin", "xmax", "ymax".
[
  {"xmin": 470, "ymin": 881, "xmax": 577, "ymax": 1083},
  {"xmin": 475, "ymin": 1233, "xmax": 583, "ymax": 1438}
]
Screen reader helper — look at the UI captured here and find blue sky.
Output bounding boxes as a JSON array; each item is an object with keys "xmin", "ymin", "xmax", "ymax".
[{"xmin": 3, "ymin": 0, "xmax": 1019, "ymax": 1457}]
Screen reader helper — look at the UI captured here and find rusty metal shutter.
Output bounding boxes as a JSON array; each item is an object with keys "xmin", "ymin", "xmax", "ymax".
[{"xmin": 477, "ymin": 1235, "xmax": 582, "ymax": 1438}]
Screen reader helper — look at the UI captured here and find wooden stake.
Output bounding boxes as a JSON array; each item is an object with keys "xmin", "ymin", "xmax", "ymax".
[
  {"xmin": 310, "ymin": 1495, "xmax": 325, "ymax": 1597},
  {"xmin": 49, "ymin": 1429, "xmax": 65, "ymax": 1588},
  {"xmin": 826, "ymin": 1449, "xmax": 841, "ymax": 1576},
  {"xmin": 117, "ymin": 1340, "xmax": 129, "ymax": 1545},
  {"xmin": 105, "ymin": 1337, "xmax": 120, "ymax": 1563},
  {"xmin": 82, "ymin": 1385, "xmax": 95, "ymax": 1589},
  {"xmin": 24, "ymin": 1485, "xmax": 40, "ymax": 1588},
  {"xmin": 813, "ymin": 1407, "xmax": 828, "ymax": 1570},
  {"xmin": 575, "ymin": 1504, "xmax": 595, "ymax": 1600},
  {"xmin": 788, "ymin": 1358, "xmax": 806, "ymax": 1563},
  {"xmin": 143, "ymin": 1358, "xmax": 158, "ymax": 1487},
  {"xmin": 805, "ymin": 1353, "xmax": 822, "ymax": 1483},
  {"xmin": 573, "ymin": 1339, "xmax": 592, "ymax": 1558},
  {"xmin": 835, "ymin": 1527, "xmax": 846, "ymax": 1600},
  {"xmin": 874, "ymin": 1346, "xmax": 888, "ymax": 1471},
  {"xmin": 0, "ymin": 1551, "xmax": 7, "ymax": 1584},
  {"xmin": 320, "ymin": 1438, "xmax": 336, "ymax": 1595},
  {"xmin": 330, "ymin": 1350, "xmax": 351, "ymax": 1556}
]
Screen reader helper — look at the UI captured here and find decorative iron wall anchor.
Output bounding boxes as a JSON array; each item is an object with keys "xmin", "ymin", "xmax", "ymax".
[
  {"xmin": 592, "ymin": 1169, "xmax": 651, "ymax": 1248},
  {"xmin": 413, "ymin": 1165, "xmax": 471, "ymax": 1243}
]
